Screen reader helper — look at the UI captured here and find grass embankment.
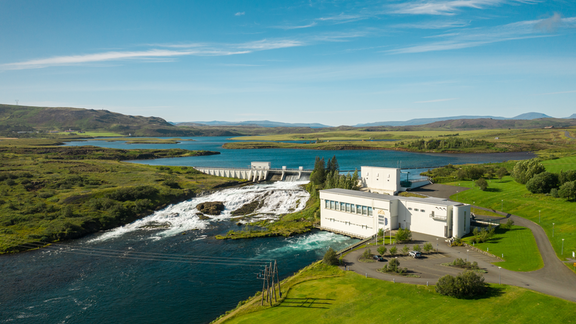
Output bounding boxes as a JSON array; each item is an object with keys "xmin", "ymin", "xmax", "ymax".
[
  {"xmin": 463, "ymin": 226, "xmax": 544, "ymax": 271},
  {"xmin": 227, "ymin": 128, "xmax": 576, "ymax": 153},
  {"xmin": 215, "ymin": 195, "xmax": 319, "ymax": 240},
  {"xmin": 0, "ymin": 143, "xmax": 234, "ymax": 253},
  {"xmin": 448, "ymin": 176, "xmax": 575, "ymax": 264},
  {"xmin": 216, "ymin": 262, "xmax": 576, "ymax": 324}
]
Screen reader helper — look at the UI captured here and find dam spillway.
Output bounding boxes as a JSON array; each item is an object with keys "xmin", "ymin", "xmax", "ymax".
[{"xmin": 194, "ymin": 162, "xmax": 312, "ymax": 182}]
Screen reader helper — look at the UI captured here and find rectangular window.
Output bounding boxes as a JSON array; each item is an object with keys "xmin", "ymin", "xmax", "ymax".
[
  {"xmin": 346, "ymin": 203, "xmax": 350, "ymax": 212},
  {"xmin": 351, "ymin": 204, "xmax": 355, "ymax": 213},
  {"xmin": 330, "ymin": 201, "xmax": 334, "ymax": 209},
  {"xmin": 340, "ymin": 202, "xmax": 345, "ymax": 211},
  {"xmin": 362, "ymin": 206, "xmax": 367, "ymax": 215},
  {"xmin": 325, "ymin": 200, "xmax": 329, "ymax": 209},
  {"xmin": 421, "ymin": 210, "xmax": 425, "ymax": 213},
  {"xmin": 357, "ymin": 205, "xmax": 362, "ymax": 214},
  {"xmin": 368, "ymin": 207, "xmax": 373, "ymax": 216},
  {"xmin": 335, "ymin": 202, "xmax": 340, "ymax": 211},
  {"xmin": 408, "ymin": 207, "xmax": 412, "ymax": 211}
]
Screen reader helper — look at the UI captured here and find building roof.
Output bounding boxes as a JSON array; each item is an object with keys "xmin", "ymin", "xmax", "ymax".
[{"xmin": 320, "ymin": 188, "xmax": 464, "ymax": 207}]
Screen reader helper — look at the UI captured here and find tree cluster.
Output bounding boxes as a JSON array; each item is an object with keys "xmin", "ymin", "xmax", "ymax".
[
  {"xmin": 309, "ymin": 156, "xmax": 359, "ymax": 193},
  {"xmin": 510, "ymin": 159, "xmax": 576, "ymax": 200},
  {"xmin": 421, "ymin": 164, "xmax": 508, "ymax": 183},
  {"xmin": 471, "ymin": 226, "xmax": 496, "ymax": 243},
  {"xmin": 435, "ymin": 271, "xmax": 488, "ymax": 298},
  {"xmin": 395, "ymin": 228, "xmax": 412, "ymax": 242},
  {"xmin": 323, "ymin": 247, "xmax": 340, "ymax": 266},
  {"xmin": 395, "ymin": 137, "xmax": 491, "ymax": 151},
  {"xmin": 381, "ymin": 258, "xmax": 407, "ymax": 274}
]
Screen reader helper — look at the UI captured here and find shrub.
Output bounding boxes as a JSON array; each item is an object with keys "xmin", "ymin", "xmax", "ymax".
[
  {"xmin": 525, "ymin": 172, "xmax": 559, "ymax": 194},
  {"xmin": 362, "ymin": 248, "xmax": 372, "ymax": 260},
  {"xmin": 389, "ymin": 246, "xmax": 397, "ymax": 256},
  {"xmin": 551, "ymin": 188, "xmax": 559, "ymax": 198},
  {"xmin": 558, "ymin": 181, "xmax": 576, "ymax": 200},
  {"xmin": 423, "ymin": 242, "xmax": 433, "ymax": 253},
  {"xmin": 496, "ymin": 167, "xmax": 508, "ymax": 179},
  {"xmin": 107, "ymin": 186, "xmax": 159, "ymax": 202},
  {"xmin": 402, "ymin": 245, "xmax": 410, "ymax": 255},
  {"xmin": 475, "ymin": 178, "xmax": 488, "ymax": 191},
  {"xmin": 377, "ymin": 246, "xmax": 387, "ymax": 256},
  {"xmin": 396, "ymin": 228, "xmax": 412, "ymax": 242},
  {"xmin": 412, "ymin": 244, "xmax": 421, "ymax": 252},
  {"xmin": 501, "ymin": 218, "xmax": 514, "ymax": 230},
  {"xmin": 436, "ymin": 271, "xmax": 487, "ymax": 298},
  {"xmin": 323, "ymin": 247, "xmax": 339, "ymax": 266}
]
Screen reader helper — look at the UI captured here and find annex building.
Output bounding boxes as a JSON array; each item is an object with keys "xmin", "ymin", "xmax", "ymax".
[{"xmin": 319, "ymin": 188, "xmax": 471, "ymax": 239}]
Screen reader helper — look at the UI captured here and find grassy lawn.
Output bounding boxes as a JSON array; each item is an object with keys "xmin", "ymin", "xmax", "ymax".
[
  {"xmin": 75, "ymin": 131, "xmax": 124, "ymax": 137},
  {"xmin": 447, "ymin": 176, "xmax": 576, "ymax": 264},
  {"xmin": 463, "ymin": 226, "xmax": 544, "ymax": 271},
  {"xmin": 541, "ymin": 156, "xmax": 576, "ymax": 173},
  {"xmin": 471, "ymin": 207, "xmax": 504, "ymax": 217},
  {"xmin": 221, "ymin": 263, "xmax": 575, "ymax": 324}
]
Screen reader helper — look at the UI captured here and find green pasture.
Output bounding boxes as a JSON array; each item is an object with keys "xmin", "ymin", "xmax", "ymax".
[
  {"xmin": 73, "ymin": 131, "xmax": 124, "ymax": 137},
  {"xmin": 448, "ymin": 177, "xmax": 576, "ymax": 264},
  {"xmin": 463, "ymin": 226, "xmax": 543, "ymax": 271},
  {"xmin": 541, "ymin": 156, "xmax": 576, "ymax": 173},
  {"xmin": 222, "ymin": 264, "xmax": 575, "ymax": 324}
]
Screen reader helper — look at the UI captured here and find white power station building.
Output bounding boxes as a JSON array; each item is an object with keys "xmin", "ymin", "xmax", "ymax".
[{"xmin": 320, "ymin": 188, "xmax": 471, "ymax": 239}]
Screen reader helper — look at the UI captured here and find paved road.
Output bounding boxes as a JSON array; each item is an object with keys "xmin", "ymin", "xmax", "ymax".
[
  {"xmin": 565, "ymin": 130, "xmax": 575, "ymax": 139},
  {"xmin": 343, "ymin": 183, "xmax": 576, "ymax": 302}
]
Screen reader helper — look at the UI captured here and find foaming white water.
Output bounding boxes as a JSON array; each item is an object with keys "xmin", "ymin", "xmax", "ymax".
[
  {"xmin": 88, "ymin": 181, "xmax": 310, "ymax": 243},
  {"xmin": 255, "ymin": 231, "xmax": 355, "ymax": 259}
]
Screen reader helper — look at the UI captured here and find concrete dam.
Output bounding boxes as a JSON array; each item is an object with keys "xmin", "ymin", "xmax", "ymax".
[{"xmin": 194, "ymin": 162, "xmax": 312, "ymax": 182}]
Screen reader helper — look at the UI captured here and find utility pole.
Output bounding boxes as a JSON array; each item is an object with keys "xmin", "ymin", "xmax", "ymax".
[{"xmin": 260, "ymin": 261, "xmax": 281, "ymax": 306}]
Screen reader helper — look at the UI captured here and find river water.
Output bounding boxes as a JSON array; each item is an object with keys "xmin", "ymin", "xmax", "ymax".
[{"xmin": 1, "ymin": 137, "xmax": 534, "ymax": 323}]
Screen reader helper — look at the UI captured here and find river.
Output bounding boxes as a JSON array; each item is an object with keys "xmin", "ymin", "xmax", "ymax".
[{"xmin": 1, "ymin": 137, "xmax": 534, "ymax": 323}]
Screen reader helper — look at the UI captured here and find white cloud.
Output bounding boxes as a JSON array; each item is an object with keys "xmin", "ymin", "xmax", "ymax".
[
  {"xmin": 390, "ymin": 0, "xmax": 539, "ymax": 16},
  {"xmin": 393, "ymin": 20, "xmax": 470, "ymax": 29},
  {"xmin": 235, "ymin": 12, "xmax": 245, "ymax": 16},
  {"xmin": 318, "ymin": 13, "xmax": 364, "ymax": 22},
  {"xmin": 274, "ymin": 22, "xmax": 317, "ymax": 30},
  {"xmin": 1, "ymin": 39, "xmax": 304, "ymax": 70},
  {"xmin": 415, "ymin": 98, "xmax": 458, "ymax": 103},
  {"xmin": 388, "ymin": 15, "xmax": 575, "ymax": 54}
]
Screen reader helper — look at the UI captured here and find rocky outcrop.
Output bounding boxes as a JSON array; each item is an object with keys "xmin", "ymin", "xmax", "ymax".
[{"xmin": 196, "ymin": 201, "xmax": 225, "ymax": 215}]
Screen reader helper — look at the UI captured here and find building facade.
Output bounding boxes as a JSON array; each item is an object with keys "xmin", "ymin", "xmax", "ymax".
[
  {"xmin": 360, "ymin": 166, "xmax": 401, "ymax": 195},
  {"xmin": 320, "ymin": 188, "xmax": 470, "ymax": 239}
]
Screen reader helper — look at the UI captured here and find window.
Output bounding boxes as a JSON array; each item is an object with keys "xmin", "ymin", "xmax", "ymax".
[
  {"xmin": 346, "ymin": 203, "xmax": 350, "ymax": 212},
  {"xmin": 414, "ymin": 208, "xmax": 419, "ymax": 212},
  {"xmin": 362, "ymin": 206, "xmax": 367, "ymax": 215},
  {"xmin": 335, "ymin": 202, "xmax": 340, "ymax": 211},
  {"xmin": 421, "ymin": 209, "xmax": 425, "ymax": 213},
  {"xmin": 330, "ymin": 201, "xmax": 335, "ymax": 209},
  {"xmin": 351, "ymin": 204, "xmax": 355, "ymax": 213},
  {"xmin": 340, "ymin": 202, "xmax": 345, "ymax": 211},
  {"xmin": 408, "ymin": 207, "xmax": 412, "ymax": 211},
  {"xmin": 325, "ymin": 200, "xmax": 329, "ymax": 209},
  {"xmin": 368, "ymin": 207, "xmax": 373, "ymax": 216}
]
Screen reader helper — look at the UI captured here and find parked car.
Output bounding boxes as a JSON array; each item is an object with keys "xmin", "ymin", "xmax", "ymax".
[
  {"xmin": 409, "ymin": 251, "xmax": 422, "ymax": 258},
  {"xmin": 373, "ymin": 255, "xmax": 385, "ymax": 262}
]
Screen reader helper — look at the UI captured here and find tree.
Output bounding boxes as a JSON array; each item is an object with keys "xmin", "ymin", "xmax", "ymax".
[
  {"xmin": 396, "ymin": 228, "xmax": 412, "ymax": 242},
  {"xmin": 351, "ymin": 169, "xmax": 360, "ymax": 190},
  {"xmin": 326, "ymin": 155, "xmax": 339, "ymax": 174},
  {"xmin": 389, "ymin": 246, "xmax": 397, "ymax": 256},
  {"xmin": 323, "ymin": 247, "xmax": 339, "ymax": 266},
  {"xmin": 423, "ymin": 242, "xmax": 433, "ymax": 253},
  {"xmin": 501, "ymin": 218, "xmax": 514, "ymax": 230},
  {"xmin": 559, "ymin": 170, "xmax": 576, "ymax": 185},
  {"xmin": 412, "ymin": 244, "xmax": 421, "ymax": 252},
  {"xmin": 475, "ymin": 178, "xmax": 488, "ymax": 191},
  {"xmin": 496, "ymin": 167, "xmax": 508, "ymax": 180},
  {"xmin": 377, "ymin": 246, "xmax": 387, "ymax": 256},
  {"xmin": 310, "ymin": 157, "xmax": 326, "ymax": 186},
  {"xmin": 435, "ymin": 271, "xmax": 487, "ymax": 298},
  {"xmin": 511, "ymin": 158, "xmax": 545, "ymax": 184},
  {"xmin": 362, "ymin": 248, "xmax": 372, "ymax": 260},
  {"xmin": 525, "ymin": 172, "xmax": 559, "ymax": 194},
  {"xmin": 559, "ymin": 181, "xmax": 576, "ymax": 200},
  {"xmin": 402, "ymin": 245, "xmax": 410, "ymax": 255}
]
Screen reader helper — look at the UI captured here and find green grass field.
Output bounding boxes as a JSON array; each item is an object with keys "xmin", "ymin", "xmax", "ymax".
[
  {"xmin": 541, "ymin": 156, "xmax": 576, "ymax": 173},
  {"xmin": 221, "ymin": 263, "xmax": 575, "ymax": 324},
  {"xmin": 463, "ymin": 226, "xmax": 544, "ymax": 271},
  {"xmin": 448, "ymin": 177, "xmax": 575, "ymax": 264}
]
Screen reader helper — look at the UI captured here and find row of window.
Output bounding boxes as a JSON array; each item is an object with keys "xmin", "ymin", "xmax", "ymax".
[
  {"xmin": 408, "ymin": 207, "xmax": 427, "ymax": 213},
  {"xmin": 324, "ymin": 200, "xmax": 373, "ymax": 216}
]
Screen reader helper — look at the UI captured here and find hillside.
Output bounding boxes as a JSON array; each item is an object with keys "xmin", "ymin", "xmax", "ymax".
[{"xmin": 0, "ymin": 104, "xmax": 243, "ymax": 137}]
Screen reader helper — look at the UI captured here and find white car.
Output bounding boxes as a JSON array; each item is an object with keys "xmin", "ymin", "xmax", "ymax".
[{"xmin": 408, "ymin": 251, "xmax": 421, "ymax": 258}]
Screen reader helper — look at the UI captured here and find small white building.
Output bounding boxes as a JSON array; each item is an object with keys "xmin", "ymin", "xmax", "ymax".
[
  {"xmin": 251, "ymin": 162, "xmax": 271, "ymax": 170},
  {"xmin": 320, "ymin": 188, "xmax": 471, "ymax": 239},
  {"xmin": 360, "ymin": 166, "xmax": 401, "ymax": 195}
]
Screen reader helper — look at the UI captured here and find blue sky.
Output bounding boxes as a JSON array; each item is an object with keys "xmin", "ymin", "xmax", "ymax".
[{"xmin": 1, "ymin": 0, "xmax": 575, "ymax": 126}]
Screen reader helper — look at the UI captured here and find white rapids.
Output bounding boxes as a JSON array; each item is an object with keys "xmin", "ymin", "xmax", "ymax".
[{"xmin": 89, "ymin": 180, "xmax": 310, "ymax": 243}]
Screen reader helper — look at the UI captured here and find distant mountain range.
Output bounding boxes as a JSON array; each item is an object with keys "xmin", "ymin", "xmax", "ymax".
[
  {"xmin": 354, "ymin": 112, "xmax": 561, "ymax": 127},
  {"xmin": 174, "ymin": 112, "xmax": 571, "ymax": 128},
  {"xmin": 175, "ymin": 120, "xmax": 330, "ymax": 128}
]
